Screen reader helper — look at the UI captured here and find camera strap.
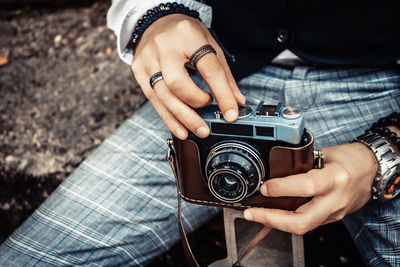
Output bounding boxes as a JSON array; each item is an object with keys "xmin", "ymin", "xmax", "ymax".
[
  {"xmin": 167, "ymin": 138, "xmax": 200, "ymax": 267},
  {"xmin": 166, "ymin": 139, "xmax": 300, "ymax": 267}
]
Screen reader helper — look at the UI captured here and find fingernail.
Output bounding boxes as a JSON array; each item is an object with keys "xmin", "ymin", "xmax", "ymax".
[
  {"xmin": 176, "ymin": 127, "xmax": 186, "ymax": 139},
  {"xmin": 244, "ymin": 210, "xmax": 253, "ymax": 221},
  {"xmin": 224, "ymin": 109, "xmax": 238, "ymax": 121},
  {"xmin": 196, "ymin": 126, "xmax": 209, "ymax": 138},
  {"xmin": 260, "ymin": 184, "xmax": 268, "ymax": 196}
]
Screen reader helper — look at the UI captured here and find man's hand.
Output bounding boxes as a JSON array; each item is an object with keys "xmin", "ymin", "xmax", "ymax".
[
  {"xmin": 131, "ymin": 14, "xmax": 245, "ymax": 139},
  {"xmin": 244, "ymin": 142, "xmax": 379, "ymax": 235}
]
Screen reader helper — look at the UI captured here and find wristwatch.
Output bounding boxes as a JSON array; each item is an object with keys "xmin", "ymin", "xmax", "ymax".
[{"xmin": 355, "ymin": 132, "xmax": 400, "ymax": 201}]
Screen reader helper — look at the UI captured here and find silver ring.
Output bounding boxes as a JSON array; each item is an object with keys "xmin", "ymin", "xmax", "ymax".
[
  {"xmin": 149, "ymin": 71, "xmax": 163, "ymax": 89},
  {"xmin": 189, "ymin": 44, "xmax": 217, "ymax": 69}
]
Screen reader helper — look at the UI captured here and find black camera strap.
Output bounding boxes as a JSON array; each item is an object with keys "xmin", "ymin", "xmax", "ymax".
[{"xmin": 166, "ymin": 139, "xmax": 280, "ymax": 267}]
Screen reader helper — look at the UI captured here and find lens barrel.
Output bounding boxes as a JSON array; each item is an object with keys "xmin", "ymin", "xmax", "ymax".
[{"xmin": 205, "ymin": 142, "xmax": 265, "ymax": 203}]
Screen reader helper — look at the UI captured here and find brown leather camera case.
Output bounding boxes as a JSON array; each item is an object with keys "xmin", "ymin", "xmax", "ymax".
[{"xmin": 171, "ymin": 131, "xmax": 315, "ymax": 211}]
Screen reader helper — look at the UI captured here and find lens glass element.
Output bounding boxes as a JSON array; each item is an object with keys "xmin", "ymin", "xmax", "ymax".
[{"xmin": 222, "ymin": 176, "xmax": 238, "ymax": 190}]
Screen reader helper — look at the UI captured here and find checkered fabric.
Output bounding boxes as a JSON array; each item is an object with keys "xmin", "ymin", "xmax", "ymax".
[{"xmin": 1, "ymin": 65, "xmax": 399, "ymax": 266}]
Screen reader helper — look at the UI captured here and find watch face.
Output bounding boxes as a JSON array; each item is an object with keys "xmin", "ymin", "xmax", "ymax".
[{"xmin": 383, "ymin": 171, "xmax": 400, "ymax": 200}]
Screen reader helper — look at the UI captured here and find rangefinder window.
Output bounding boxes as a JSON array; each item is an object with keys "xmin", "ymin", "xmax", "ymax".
[
  {"xmin": 255, "ymin": 126, "xmax": 274, "ymax": 137},
  {"xmin": 211, "ymin": 122, "xmax": 253, "ymax": 137}
]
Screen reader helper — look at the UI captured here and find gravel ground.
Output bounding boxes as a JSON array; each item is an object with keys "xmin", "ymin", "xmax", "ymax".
[
  {"xmin": 0, "ymin": 2, "xmax": 364, "ymax": 266},
  {"xmin": 0, "ymin": 2, "xmax": 145, "ymax": 178},
  {"xmin": 0, "ymin": 0, "xmax": 145, "ymax": 246}
]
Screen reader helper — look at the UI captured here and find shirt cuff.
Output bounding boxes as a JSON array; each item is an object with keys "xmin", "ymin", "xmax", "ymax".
[{"xmin": 107, "ymin": 0, "xmax": 212, "ymax": 66}]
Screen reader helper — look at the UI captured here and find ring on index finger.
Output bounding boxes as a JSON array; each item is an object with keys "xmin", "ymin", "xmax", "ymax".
[
  {"xmin": 189, "ymin": 45, "xmax": 217, "ymax": 69},
  {"xmin": 149, "ymin": 71, "xmax": 163, "ymax": 89}
]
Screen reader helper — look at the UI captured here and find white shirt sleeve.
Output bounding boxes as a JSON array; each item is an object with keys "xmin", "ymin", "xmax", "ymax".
[{"xmin": 107, "ymin": 0, "xmax": 213, "ymax": 65}]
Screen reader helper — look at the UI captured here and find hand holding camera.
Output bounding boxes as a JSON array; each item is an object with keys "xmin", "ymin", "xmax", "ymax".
[
  {"xmin": 132, "ymin": 8, "xmax": 381, "ymax": 237},
  {"xmin": 244, "ymin": 141, "xmax": 378, "ymax": 235},
  {"xmin": 131, "ymin": 13, "xmax": 245, "ymax": 140}
]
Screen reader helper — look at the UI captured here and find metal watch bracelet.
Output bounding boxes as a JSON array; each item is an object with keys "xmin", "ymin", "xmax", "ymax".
[{"xmin": 355, "ymin": 132, "xmax": 400, "ymax": 200}]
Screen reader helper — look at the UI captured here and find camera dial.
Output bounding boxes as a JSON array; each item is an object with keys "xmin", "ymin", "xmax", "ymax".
[
  {"xmin": 283, "ymin": 107, "xmax": 301, "ymax": 119},
  {"xmin": 238, "ymin": 105, "xmax": 252, "ymax": 118},
  {"xmin": 205, "ymin": 142, "xmax": 265, "ymax": 203}
]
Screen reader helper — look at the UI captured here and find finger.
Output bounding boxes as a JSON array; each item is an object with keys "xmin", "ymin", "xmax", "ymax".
[
  {"xmin": 134, "ymin": 69, "xmax": 189, "ymax": 140},
  {"xmin": 260, "ymin": 165, "xmax": 335, "ymax": 197},
  {"xmin": 211, "ymin": 40, "xmax": 245, "ymax": 105},
  {"xmin": 219, "ymin": 58, "xmax": 246, "ymax": 105},
  {"xmin": 244, "ymin": 196, "xmax": 331, "ymax": 235},
  {"xmin": 160, "ymin": 56, "xmax": 213, "ymax": 108},
  {"xmin": 153, "ymin": 79, "xmax": 210, "ymax": 138},
  {"xmin": 194, "ymin": 51, "xmax": 239, "ymax": 122}
]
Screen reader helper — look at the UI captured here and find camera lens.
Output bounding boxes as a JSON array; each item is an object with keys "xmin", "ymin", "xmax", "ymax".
[
  {"xmin": 205, "ymin": 142, "xmax": 265, "ymax": 203},
  {"xmin": 209, "ymin": 171, "xmax": 247, "ymax": 202}
]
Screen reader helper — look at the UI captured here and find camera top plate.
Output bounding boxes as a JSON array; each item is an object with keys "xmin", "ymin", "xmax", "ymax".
[{"xmin": 196, "ymin": 101, "xmax": 304, "ymax": 145}]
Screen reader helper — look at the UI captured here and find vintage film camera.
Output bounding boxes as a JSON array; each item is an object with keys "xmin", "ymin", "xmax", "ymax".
[{"xmin": 167, "ymin": 101, "xmax": 322, "ymax": 210}]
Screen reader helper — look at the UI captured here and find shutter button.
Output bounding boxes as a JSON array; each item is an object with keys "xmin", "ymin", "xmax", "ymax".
[{"xmin": 277, "ymin": 27, "xmax": 290, "ymax": 43}]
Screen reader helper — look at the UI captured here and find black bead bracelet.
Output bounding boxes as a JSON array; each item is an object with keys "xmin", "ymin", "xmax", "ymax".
[
  {"xmin": 366, "ymin": 112, "xmax": 400, "ymax": 149},
  {"xmin": 129, "ymin": 2, "xmax": 201, "ymax": 54}
]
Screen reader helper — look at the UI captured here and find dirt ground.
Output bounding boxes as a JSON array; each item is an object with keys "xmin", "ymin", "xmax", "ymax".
[{"xmin": 0, "ymin": 2, "xmax": 364, "ymax": 266}]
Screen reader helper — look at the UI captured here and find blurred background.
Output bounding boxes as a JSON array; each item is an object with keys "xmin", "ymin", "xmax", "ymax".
[{"xmin": 0, "ymin": 1, "xmax": 364, "ymax": 266}]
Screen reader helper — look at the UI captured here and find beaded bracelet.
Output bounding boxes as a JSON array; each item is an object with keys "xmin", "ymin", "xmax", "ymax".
[
  {"xmin": 129, "ymin": 2, "xmax": 201, "ymax": 54},
  {"xmin": 366, "ymin": 112, "xmax": 400, "ymax": 149}
]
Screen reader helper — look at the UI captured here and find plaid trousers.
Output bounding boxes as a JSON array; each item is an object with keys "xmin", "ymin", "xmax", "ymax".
[{"xmin": 1, "ymin": 65, "xmax": 400, "ymax": 266}]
